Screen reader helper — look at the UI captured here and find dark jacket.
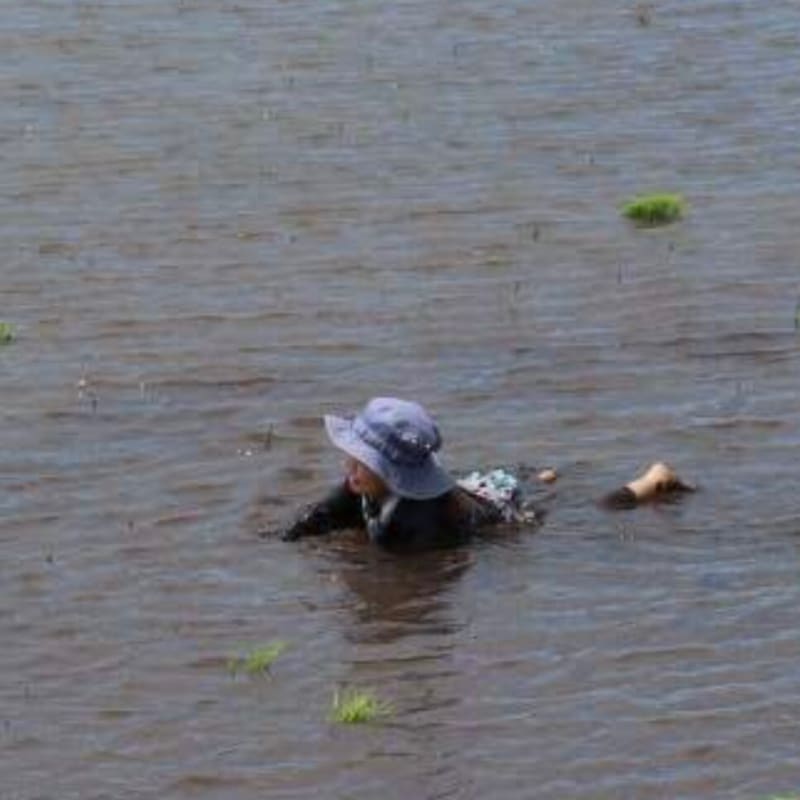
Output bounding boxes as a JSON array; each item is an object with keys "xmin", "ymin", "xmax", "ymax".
[{"xmin": 279, "ymin": 481, "xmax": 505, "ymax": 550}]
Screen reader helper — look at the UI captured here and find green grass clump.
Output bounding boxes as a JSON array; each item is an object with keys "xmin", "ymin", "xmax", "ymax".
[
  {"xmin": 0, "ymin": 322, "xmax": 15, "ymax": 345},
  {"xmin": 622, "ymin": 193, "xmax": 686, "ymax": 226},
  {"xmin": 329, "ymin": 688, "xmax": 392, "ymax": 724},
  {"xmin": 228, "ymin": 641, "xmax": 286, "ymax": 677}
]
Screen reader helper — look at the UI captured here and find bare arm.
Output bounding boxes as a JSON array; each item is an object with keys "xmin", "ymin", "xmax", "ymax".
[
  {"xmin": 260, "ymin": 483, "xmax": 362, "ymax": 540},
  {"xmin": 601, "ymin": 462, "xmax": 695, "ymax": 510}
]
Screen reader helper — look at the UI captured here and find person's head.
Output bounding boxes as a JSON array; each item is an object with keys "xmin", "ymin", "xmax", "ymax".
[{"xmin": 324, "ymin": 397, "xmax": 455, "ymax": 501}]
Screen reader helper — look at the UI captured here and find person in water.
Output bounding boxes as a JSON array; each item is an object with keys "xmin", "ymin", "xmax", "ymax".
[{"xmin": 271, "ymin": 396, "xmax": 693, "ymax": 549}]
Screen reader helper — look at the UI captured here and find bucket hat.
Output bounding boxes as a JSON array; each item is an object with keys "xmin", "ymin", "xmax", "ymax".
[{"xmin": 324, "ymin": 397, "xmax": 455, "ymax": 500}]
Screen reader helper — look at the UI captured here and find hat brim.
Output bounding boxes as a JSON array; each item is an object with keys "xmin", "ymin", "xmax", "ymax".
[{"xmin": 324, "ymin": 414, "xmax": 455, "ymax": 500}]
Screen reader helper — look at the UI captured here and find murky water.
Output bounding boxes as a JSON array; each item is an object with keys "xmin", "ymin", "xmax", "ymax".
[{"xmin": 3, "ymin": 0, "xmax": 800, "ymax": 797}]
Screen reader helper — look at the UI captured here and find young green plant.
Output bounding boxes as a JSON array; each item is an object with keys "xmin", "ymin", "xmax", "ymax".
[
  {"xmin": 622, "ymin": 193, "xmax": 686, "ymax": 227},
  {"xmin": 329, "ymin": 688, "xmax": 393, "ymax": 724},
  {"xmin": 0, "ymin": 323, "xmax": 15, "ymax": 345},
  {"xmin": 228, "ymin": 641, "xmax": 287, "ymax": 677}
]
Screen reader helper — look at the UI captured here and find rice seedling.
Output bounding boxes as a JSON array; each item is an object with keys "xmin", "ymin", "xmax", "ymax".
[
  {"xmin": 0, "ymin": 322, "xmax": 15, "ymax": 345},
  {"xmin": 329, "ymin": 688, "xmax": 392, "ymax": 724},
  {"xmin": 622, "ymin": 193, "xmax": 686, "ymax": 227},
  {"xmin": 227, "ymin": 641, "xmax": 287, "ymax": 677}
]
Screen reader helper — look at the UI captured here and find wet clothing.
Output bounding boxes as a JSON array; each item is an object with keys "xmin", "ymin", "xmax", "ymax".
[
  {"xmin": 457, "ymin": 469, "xmax": 525, "ymax": 522},
  {"xmin": 599, "ymin": 486, "xmax": 638, "ymax": 510},
  {"xmin": 280, "ymin": 481, "xmax": 510, "ymax": 550}
]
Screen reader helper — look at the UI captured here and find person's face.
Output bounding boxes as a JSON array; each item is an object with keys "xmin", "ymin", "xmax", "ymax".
[{"xmin": 344, "ymin": 456, "xmax": 388, "ymax": 499}]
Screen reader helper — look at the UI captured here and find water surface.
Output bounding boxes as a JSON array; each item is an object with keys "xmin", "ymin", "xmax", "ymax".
[{"xmin": 3, "ymin": 1, "xmax": 800, "ymax": 797}]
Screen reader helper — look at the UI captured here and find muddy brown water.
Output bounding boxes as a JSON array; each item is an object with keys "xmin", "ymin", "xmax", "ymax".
[{"xmin": 3, "ymin": 1, "xmax": 800, "ymax": 797}]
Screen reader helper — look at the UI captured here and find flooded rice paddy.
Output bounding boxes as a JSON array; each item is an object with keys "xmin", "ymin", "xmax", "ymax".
[{"xmin": 2, "ymin": 0, "xmax": 800, "ymax": 797}]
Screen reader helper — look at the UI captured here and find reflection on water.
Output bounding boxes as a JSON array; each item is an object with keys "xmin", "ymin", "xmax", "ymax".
[{"xmin": 320, "ymin": 540, "xmax": 474, "ymax": 644}]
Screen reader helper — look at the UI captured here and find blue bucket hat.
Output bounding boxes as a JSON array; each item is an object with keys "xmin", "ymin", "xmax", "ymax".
[{"xmin": 324, "ymin": 397, "xmax": 455, "ymax": 500}]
